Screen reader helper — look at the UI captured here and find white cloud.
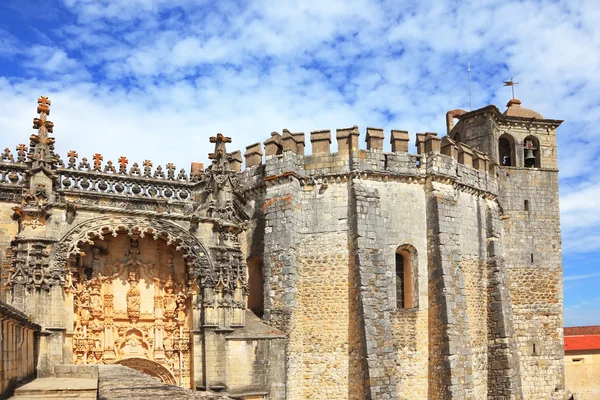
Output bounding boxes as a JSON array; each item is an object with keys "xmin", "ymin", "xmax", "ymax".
[{"xmin": 0, "ymin": 0, "xmax": 599, "ymax": 257}]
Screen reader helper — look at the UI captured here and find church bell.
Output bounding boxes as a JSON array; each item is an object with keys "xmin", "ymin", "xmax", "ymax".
[{"xmin": 525, "ymin": 149, "xmax": 535, "ymax": 161}]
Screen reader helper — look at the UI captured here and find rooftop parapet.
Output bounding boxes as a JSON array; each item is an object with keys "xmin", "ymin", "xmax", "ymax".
[
  {"xmin": 244, "ymin": 142, "xmax": 263, "ymax": 168},
  {"xmin": 264, "ymin": 132, "xmax": 283, "ymax": 157},
  {"xmin": 425, "ymin": 133, "xmax": 441, "ymax": 153},
  {"xmin": 390, "ymin": 130, "xmax": 410, "ymax": 152},
  {"xmin": 457, "ymin": 142, "xmax": 474, "ymax": 167},
  {"xmin": 472, "ymin": 149, "xmax": 489, "ymax": 172},
  {"xmin": 366, "ymin": 127, "xmax": 384, "ymax": 151},
  {"xmin": 441, "ymin": 136, "xmax": 459, "ymax": 159},
  {"xmin": 416, "ymin": 132, "xmax": 440, "ymax": 154},
  {"xmin": 336, "ymin": 126, "xmax": 360, "ymax": 154},
  {"xmin": 281, "ymin": 129, "xmax": 305, "ymax": 155},
  {"xmin": 228, "ymin": 150, "xmax": 243, "ymax": 172},
  {"xmin": 310, "ymin": 129, "xmax": 331, "ymax": 154}
]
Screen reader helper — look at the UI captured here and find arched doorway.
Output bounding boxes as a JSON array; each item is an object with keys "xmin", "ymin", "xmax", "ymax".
[
  {"xmin": 55, "ymin": 217, "xmax": 212, "ymax": 389},
  {"xmin": 118, "ymin": 357, "xmax": 177, "ymax": 385}
]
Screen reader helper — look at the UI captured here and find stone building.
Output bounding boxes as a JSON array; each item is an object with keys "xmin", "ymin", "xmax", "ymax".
[
  {"xmin": 564, "ymin": 325, "xmax": 600, "ymax": 400},
  {"xmin": 0, "ymin": 96, "xmax": 564, "ymax": 399}
]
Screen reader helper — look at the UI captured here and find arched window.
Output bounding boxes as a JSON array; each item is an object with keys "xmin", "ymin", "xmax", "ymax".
[
  {"xmin": 247, "ymin": 256, "xmax": 264, "ymax": 317},
  {"xmin": 453, "ymin": 131, "xmax": 462, "ymax": 143},
  {"xmin": 395, "ymin": 253, "xmax": 405, "ymax": 308},
  {"xmin": 523, "ymin": 135, "xmax": 541, "ymax": 168},
  {"xmin": 499, "ymin": 133, "xmax": 515, "ymax": 167},
  {"xmin": 395, "ymin": 245, "xmax": 418, "ymax": 309}
]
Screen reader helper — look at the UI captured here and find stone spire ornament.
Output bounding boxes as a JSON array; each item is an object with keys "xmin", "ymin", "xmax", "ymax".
[{"xmin": 29, "ymin": 96, "xmax": 58, "ymax": 174}]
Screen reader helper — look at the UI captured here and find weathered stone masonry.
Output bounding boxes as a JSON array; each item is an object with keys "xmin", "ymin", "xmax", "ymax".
[{"xmin": 0, "ymin": 97, "xmax": 564, "ymax": 399}]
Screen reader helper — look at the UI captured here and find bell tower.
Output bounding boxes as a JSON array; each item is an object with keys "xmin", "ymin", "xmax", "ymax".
[{"xmin": 448, "ymin": 98, "xmax": 565, "ymax": 398}]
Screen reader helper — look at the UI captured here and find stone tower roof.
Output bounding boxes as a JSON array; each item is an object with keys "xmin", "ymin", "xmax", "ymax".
[{"xmin": 502, "ymin": 98, "xmax": 544, "ymax": 119}]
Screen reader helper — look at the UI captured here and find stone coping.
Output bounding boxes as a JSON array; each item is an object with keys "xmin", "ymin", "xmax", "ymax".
[
  {"xmin": 98, "ymin": 365, "xmax": 233, "ymax": 400},
  {"xmin": 0, "ymin": 300, "xmax": 41, "ymax": 330}
]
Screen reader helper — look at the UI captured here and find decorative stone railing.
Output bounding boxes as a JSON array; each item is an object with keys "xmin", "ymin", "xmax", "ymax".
[
  {"xmin": 0, "ymin": 162, "xmax": 27, "ymax": 185},
  {"xmin": 57, "ymin": 168, "xmax": 195, "ymax": 201}
]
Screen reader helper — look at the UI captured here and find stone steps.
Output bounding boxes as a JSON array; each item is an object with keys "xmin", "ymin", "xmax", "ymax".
[{"xmin": 11, "ymin": 377, "xmax": 97, "ymax": 399}]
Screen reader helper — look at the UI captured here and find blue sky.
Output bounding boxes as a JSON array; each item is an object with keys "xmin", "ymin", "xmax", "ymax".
[{"xmin": 0, "ymin": 0, "xmax": 598, "ymax": 326}]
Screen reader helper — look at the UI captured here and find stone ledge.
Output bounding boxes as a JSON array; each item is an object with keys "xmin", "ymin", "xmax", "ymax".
[{"xmin": 98, "ymin": 365, "xmax": 233, "ymax": 400}]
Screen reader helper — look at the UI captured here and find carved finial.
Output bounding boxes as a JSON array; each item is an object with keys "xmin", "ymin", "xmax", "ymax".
[
  {"xmin": 129, "ymin": 162, "xmax": 141, "ymax": 176},
  {"xmin": 166, "ymin": 163, "xmax": 176, "ymax": 180},
  {"xmin": 118, "ymin": 156, "xmax": 129, "ymax": 174},
  {"xmin": 78, "ymin": 157, "xmax": 90, "ymax": 171},
  {"xmin": 154, "ymin": 165, "xmax": 165, "ymax": 179},
  {"xmin": 104, "ymin": 160, "xmax": 116, "ymax": 173},
  {"xmin": 29, "ymin": 96, "xmax": 57, "ymax": 172},
  {"xmin": 16, "ymin": 144, "xmax": 27, "ymax": 163},
  {"xmin": 92, "ymin": 153, "xmax": 103, "ymax": 172},
  {"xmin": 67, "ymin": 150, "xmax": 78, "ymax": 169},
  {"xmin": 208, "ymin": 133, "xmax": 232, "ymax": 160},
  {"xmin": 143, "ymin": 160, "xmax": 152, "ymax": 177},
  {"xmin": 37, "ymin": 96, "xmax": 51, "ymax": 115},
  {"xmin": 2, "ymin": 148, "xmax": 14, "ymax": 163}
]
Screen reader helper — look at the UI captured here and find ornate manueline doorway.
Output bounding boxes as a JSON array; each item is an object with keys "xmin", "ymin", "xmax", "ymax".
[{"xmin": 68, "ymin": 231, "xmax": 195, "ymax": 387}]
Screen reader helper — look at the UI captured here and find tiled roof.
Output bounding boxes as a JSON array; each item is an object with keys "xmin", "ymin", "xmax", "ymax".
[
  {"xmin": 503, "ymin": 99, "xmax": 544, "ymax": 119},
  {"xmin": 564, "ymin": 334, "xmax": 600, "ymax": 351},
  {"xmin": 565, "ymin": 325, "xmax": 600, "ymax": 336}
]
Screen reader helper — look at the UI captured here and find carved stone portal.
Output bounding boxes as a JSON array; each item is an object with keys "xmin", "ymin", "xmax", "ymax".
[{"xmin": 69, "ymin": 233, "xmax": 192, "ymax": 388}]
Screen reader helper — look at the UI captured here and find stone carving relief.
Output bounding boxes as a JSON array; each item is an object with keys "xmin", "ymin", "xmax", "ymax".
[
  {"xmin": 4, "ymin": 240, "xmax": 63, "ymax": 291},
  {"xmin": 12, "ymin": 184, "xmax": 53, "ymax": 231},
  {"xmin": 70, "ymin": 234, "xmax": 192, "ymax": 387}
]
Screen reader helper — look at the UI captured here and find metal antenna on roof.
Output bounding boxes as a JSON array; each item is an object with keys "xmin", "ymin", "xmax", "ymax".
[{"xmin": 503, "ymin": 77, "xmax": 519, "ymax": 99}]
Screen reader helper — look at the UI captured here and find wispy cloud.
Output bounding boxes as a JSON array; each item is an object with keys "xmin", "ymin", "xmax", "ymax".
[{"xmin": 565, "ymin": 272, "xmax": 600, "ymax": 282}]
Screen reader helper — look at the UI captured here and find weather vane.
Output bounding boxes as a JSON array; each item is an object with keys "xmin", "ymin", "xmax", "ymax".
[{"xmin": 503, "ymin": 78, "xmax": 519, "ymax": 99}]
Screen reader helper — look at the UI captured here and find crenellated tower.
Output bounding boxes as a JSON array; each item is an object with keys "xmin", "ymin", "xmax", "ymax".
[{"xmin": 449, "ymin": 99, "xmax": 564, "ymax": 399}]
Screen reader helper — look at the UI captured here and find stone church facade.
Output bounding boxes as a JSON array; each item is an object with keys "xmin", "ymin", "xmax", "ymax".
[{"xmin": 0, "ymin": 96, "xmax": 564, "ymax": 399}]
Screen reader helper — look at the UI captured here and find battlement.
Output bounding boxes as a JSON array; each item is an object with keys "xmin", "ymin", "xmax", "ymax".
[
  {"xmin": 0, "ymin": 97, "xmax": 499, "ymax": 202},
  {"xmin": 240, "ymin": 126, "xmax": 498, "ymax": 196}
]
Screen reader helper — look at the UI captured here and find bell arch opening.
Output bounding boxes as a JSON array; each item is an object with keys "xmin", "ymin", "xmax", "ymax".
[
  {"xmin": 523, "ymin": 135, "xmax": 540, "ymax": 168},
  {"xmin": 499, "ymin": 133, "xmax": 515, "ymax": 167}
]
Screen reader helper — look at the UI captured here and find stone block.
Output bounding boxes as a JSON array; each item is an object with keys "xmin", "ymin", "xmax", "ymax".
[
  {"xmin": 366, "ymin": 127, "xmax": 384, "ymax": 151},
  {"xmin": 264, "ymin": 131, "xmax": 283, "ymax": 156},
  {"xmin": 244, "ymin": 142, "xmax": 263, "ymax": 167},
  {"xmin": 310, "ymin": 129, "xmax": 331, "ymax": 154},
  {"xmin": 336, "ymin": 125, "xmax": 360, "ymax": 153}
]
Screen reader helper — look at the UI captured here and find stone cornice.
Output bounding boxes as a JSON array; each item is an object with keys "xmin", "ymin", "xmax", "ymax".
[{"xmin": 459, "ymin": 104, "xmax": 563, "ymax": 128}]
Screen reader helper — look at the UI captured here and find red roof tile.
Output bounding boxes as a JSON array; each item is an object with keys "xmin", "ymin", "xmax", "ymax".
[
  {"xmin": 565, "ymin": 325, "xmax": 600, "ymax": 336},
  {"xmin": 564, "ymin": 334, "xmax": 600, "ymax": 351}
]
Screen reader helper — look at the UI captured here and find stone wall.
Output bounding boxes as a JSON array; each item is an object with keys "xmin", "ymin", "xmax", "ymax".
[
  {"xmin": 499, "ymin": 169, "xmax": 564, "ymax": 399},
  {"xmin": 0, "ymin": 300, "xmax": 40, "ymax": 399},
  {"xmin": 365, "ymin": 179, "xmax": 428, "ymax": 400},
  {"xmin": 565, "ymin": 350, "xmax": 600, "ymax": 400}
]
